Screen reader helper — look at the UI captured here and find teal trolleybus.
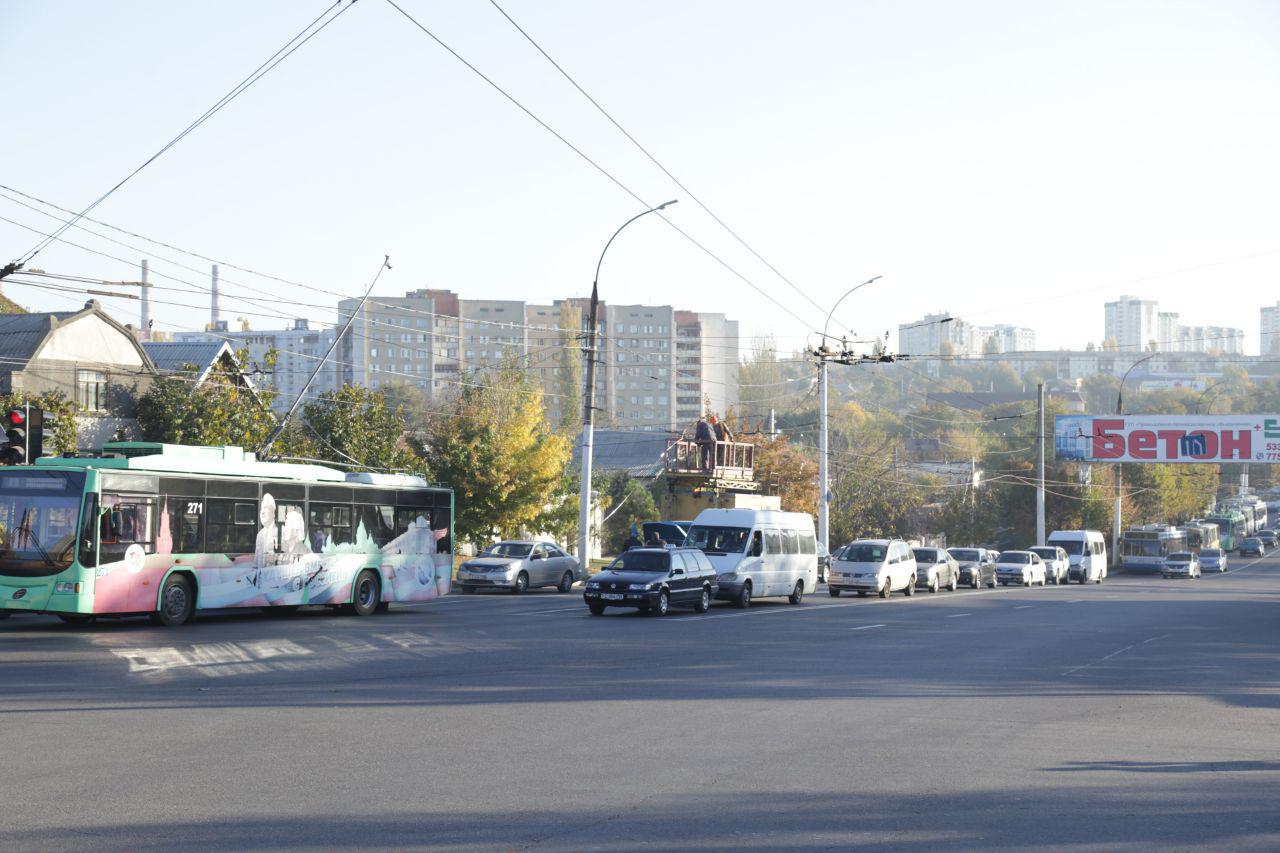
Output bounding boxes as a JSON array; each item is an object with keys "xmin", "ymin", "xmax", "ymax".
[
  {"xmin": 1204, "ymin": 509, "xmax": 1246, "ymax": 552},
  {"xmin": 0, "ymin": 443, "xmax": 452, "ymax": 626}
]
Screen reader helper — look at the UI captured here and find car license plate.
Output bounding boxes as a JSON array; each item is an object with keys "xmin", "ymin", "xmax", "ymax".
[{"xmin": 601, "ymin": 593, "xmax": 624, "ymax": 601}]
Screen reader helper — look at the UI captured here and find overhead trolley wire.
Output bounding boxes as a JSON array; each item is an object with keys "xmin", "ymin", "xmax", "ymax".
[
  {"xmin": 8, "ymin": 0, "xmax": 358, "ymax": 270},
  {"xmin": 483, "ymin": 0, "xmax": 842, "ymax": 336},
  {"xmin": 380, "ymin": 0, "xmax": 820, "ymax": 335}
]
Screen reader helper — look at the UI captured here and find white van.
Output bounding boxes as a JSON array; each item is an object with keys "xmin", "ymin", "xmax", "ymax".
[
  {"xmin": 684, "ymin": 509, "xmax": 818, "ymax": 608},
  {"xmin": 1046, "ymin": 529, "xmax": 1108, "ymax": 584},
  {"xmin": 828, "ymin": 539, "xmax": 918, "ymax": 598}
]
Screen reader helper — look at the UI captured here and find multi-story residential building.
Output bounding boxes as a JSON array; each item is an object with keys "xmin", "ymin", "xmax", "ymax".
[
  {"xmin": 524, "ymin": 299, "xmax": 607, "ymax": 430},
  {"xmin": 604, "ymin": 304, "xmax": 677, "ymax": 431},
  {"xmin": 974, "ymin": 324, "xmax": 1036, "ymax": 354},
  {"xmin": 1180, "ymin": 325, "xmax": 1244, "ymax": 355},
  {"xmin": 897, "ymin": 312, "xmax": 974, "ymax": 357},
  {"xmin": 1158, "ymin": 312, "xmax": 1180, "ymax": 350},
  {"xmin": 1262, "ymin": 303, "xmax": 1280, "ymax": 355},
  {"xmin": 336, "ymin": 289, "xmax": 440, "ymax": 393},
  {"xmin": 175, "ymin": 318, "xmax": 339, "ymax": 411},
  {"xmin": 1104, "ymin": 295, "xmax": 1159, "ymax": 351}
]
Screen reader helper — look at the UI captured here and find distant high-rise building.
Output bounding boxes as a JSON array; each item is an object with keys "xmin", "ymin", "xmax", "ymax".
[
  {"xmin": 898, "ymin": 312, "xmax": 974, "ymax": 357},
  {"xmin": 974, "ymin": 324, "xmax": 1036, "ymax": 354},
  {"xmin": 1104, "ymin": 295, "xmax": 1159, "ymax": 351},
  {"xmin": 1157, "ymin": 311, "xmax": 1181, "ymax": 351},
  {"xmin": 1262, "ymin": 303, "xmax": 1280, "ymax": 355}
]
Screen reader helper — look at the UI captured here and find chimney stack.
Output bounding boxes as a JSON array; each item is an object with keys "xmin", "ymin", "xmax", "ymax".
[{"xmin": 209, "ymin": 264, "xmax": 221, "ymax": 331}]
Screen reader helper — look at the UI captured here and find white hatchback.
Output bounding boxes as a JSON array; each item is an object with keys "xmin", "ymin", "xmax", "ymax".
[
  {"xmin": 995, "ymin": 551, "xmax": 1046, "ymax": 587},
  {"xmin": 828, "ymin": 539, "xmax": 917, "ymax": 599}
]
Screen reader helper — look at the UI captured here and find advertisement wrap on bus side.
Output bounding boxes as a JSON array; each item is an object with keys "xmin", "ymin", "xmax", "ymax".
[
  {"xmin": 1054, "ymin": 415, "xmax": 1280, "ymax": 464},
  {"xmin": 91, "ymin": 491, "xmax": 451, "ymax": 613}
]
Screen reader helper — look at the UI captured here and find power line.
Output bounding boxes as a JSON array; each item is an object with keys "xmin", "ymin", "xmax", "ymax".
[
  {"xmin": 7, "ymin": 1, "xmax": 357, "ymax": 271},
  {"xmin": 483, "ymin": 0, "xmax": 840, "ymax": 336},
  {"xmin": 379, "ymin": 0, "xmax": 820, "ymax": 334}
]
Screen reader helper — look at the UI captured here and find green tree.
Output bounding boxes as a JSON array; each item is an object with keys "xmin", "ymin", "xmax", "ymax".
[
  {"xmin": 136, "ymin": 372, "xmax": 279, "ymax": 449},
  {"xmin": 303, "ymin": 385, "xmax": 421, "ymax": 472},
  {"xmin": 554, "ymin": 302, "xmax": 584, "ymax": 436},
  {"xmin": 599, "ymin": 470, "xmax": 657, "ymax": 555},
  {"xmin": 422, "ymin": 361, "xmax": 571, "ymax": 546}
]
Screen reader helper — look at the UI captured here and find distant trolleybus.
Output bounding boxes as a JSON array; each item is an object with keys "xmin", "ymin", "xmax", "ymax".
[
  {"xmin": 1119, "ymin": 524, "xmax": 1187, "ymax": 573},
  {"xmin": 1179, "ymin": 521, "xmax": 1220, "ymax": 554},
  {"xmin": 1205, "ymin": 509, "xmax": 1246, "ymax": 551},
  {"xmin": 0, "ymin": 443, "xmax": 453, "ymax": 626}
]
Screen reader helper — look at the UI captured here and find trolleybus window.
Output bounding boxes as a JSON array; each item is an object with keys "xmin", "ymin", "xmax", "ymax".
[{"xmin": 206, "ymin": 498, "xmax": 258, "ymax": 555}]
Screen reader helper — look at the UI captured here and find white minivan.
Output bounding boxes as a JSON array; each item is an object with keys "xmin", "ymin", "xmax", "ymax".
[
  {"xmin": 1047, "ymin": 529, "xmax": 1108, "ymax": 584},
  {"xmin": 828, "ymin": 539, "xmax": 918, "ymax": 598},
  {"xmin": 684, "ymin": 509, "xmax": 819, "ymax": 608}
]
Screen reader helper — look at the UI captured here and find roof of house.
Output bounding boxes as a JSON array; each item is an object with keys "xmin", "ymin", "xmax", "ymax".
[
  {"xmin": 0, "ymin": 310, "xmax": 80, "ymax": 362},
  {"xmin": 142, "ymin": 340, "xmax": 254, "ymax": 388},
  {"xmin": 571, "ymin": 428, "xmax": 674, "ymax": 477}
]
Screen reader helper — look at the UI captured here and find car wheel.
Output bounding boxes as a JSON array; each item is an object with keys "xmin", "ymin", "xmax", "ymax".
[
  {"xmin": 879, "ymin": 579, "xmax": 891, "ymax": 599},
  {"xmin": 829, "ymin": 588, "xmax": 842, "ymax": 598},
  {"xmin": 694, "ymin": 586, "xmax": 711, "ymax": 613},
  {"xmin": 587, "ymin": 602, "xmax": 606, "ymax": 616},
  {"xmin": 350, "ymin": 569, "xmax": 381, "ymax": 617},
  {"xmin": 928, "ymin": 576, "xmax": 938, "ymax": 593},
  {"xmin": 652, "ymin": 590, "xmax": 670, "ymax": 616},
  {"xmin": 152, "ymin": 573, "xmax": 195, "ymax": 627},
  {"xmin": 988, "ymin": 577, "xmax": 997, "ymax": 589},
  {"xmin": 735, "ymin": 582, "xmax": 752, "ymax": 609},
  {"xmin": 513, "ymin": 571, "xmax": 529, "ymax": 595},
  {"xmin": 903, "ymin": 577, "xmax": 915, "ymax": 597},
  {"xmin": 788, "ymin": 580, "xmax": 804, "ymax": 605},
  {"xmin": 557, "ymin": 571, "xmax": 575, "ymax": 593},
  {"xmin": 948, "ymin": 574, "xmax": 957, "ymax": 592},
  {"xmin": 971, "ymin": 576, "xmax": 980, "ymax": 589}
]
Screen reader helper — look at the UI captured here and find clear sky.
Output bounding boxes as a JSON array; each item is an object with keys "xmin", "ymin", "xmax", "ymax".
[{"xmin": 2, "ymin": 0, "xmax": 1278, "ymax": 355}]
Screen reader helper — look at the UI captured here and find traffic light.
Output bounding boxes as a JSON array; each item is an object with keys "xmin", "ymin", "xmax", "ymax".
[{"xmin": 0, "ymin": 405, "xmax": 43, "ymax": 465}]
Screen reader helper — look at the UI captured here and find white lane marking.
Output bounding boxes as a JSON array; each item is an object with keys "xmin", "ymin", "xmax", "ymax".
[
  {"xmin": 1014, "ymin": 605, "xmax": 1034, "ymax": 610},
  {"xmin": 1061, "ymin": 634, "xmax": 1166, "ymax": 677},
  {"xmin": 850, "ymin": 624, "xmax": 886, "ymax": 631},
  {"xmin": 944, "ymin": 613, "xmax": 971, "ymax": 618}
]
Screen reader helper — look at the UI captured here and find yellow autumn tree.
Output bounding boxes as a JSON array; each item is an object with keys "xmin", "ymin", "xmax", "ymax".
[{"xmin": 422, "ymin": 360, "xmax": 571, "ymax": 545}]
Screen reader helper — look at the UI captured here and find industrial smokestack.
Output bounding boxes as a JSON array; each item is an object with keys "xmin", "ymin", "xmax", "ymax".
[
  {"xmin": 210, "ymin": 264, "xmax": 220, "ymax": 331},
  {"xmin": 139, "ymin": 259, "xmax": 151, "ymax": 341}
]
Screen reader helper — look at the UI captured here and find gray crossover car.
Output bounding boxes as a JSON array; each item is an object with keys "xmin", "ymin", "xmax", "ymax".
[{"xmin": 456, "ymin": 540, "xmax": 582, "ymax": 594}]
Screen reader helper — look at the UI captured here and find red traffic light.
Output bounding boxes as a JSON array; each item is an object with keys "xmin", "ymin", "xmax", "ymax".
[{"xmin": 5, "ymin": 409, "xmax": 24, "ymax": 427}]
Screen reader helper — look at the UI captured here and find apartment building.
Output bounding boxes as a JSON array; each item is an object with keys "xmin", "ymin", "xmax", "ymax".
[
  {"xmin": 1103, "ymin": 295, "xmax": 1159, "ymax": 351},
  {"xmin": 1262, "ymin": 303, "xmax": 1280, "ymax": 355}
]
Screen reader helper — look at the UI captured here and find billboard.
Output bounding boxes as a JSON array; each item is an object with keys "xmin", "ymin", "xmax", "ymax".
[{"xmin": 1053, "ymin": 415, "xmax": 1280, "ymax": 464}]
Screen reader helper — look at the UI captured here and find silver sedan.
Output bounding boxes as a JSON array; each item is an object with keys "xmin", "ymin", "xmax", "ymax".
[{"xmin": 456, "ymin": 541, "xmax": 582, "ymax": 594}]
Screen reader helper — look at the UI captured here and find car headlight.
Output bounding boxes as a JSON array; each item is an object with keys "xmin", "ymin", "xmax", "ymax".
[{"xmin": 628, "ymin": 583, "xmax": 652, "ymax": 591}]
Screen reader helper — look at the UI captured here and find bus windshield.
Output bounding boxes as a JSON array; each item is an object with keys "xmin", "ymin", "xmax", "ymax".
[
  {"xmin": 0, "ymin": 470, "xmax": 85, "ymax": 577},
  {"xmin": 684, "ymin": 525, "xmax": 750, "ymax": 554}
]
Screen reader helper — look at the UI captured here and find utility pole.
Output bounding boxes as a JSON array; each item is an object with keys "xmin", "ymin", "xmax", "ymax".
[
  {"xmin": 139, "ymin": 259, "xmax": 151, "ymax": 341},
  {"xmin": 1036, "ymin": 382, "xmax": 1046, "ymax": 545},
  {"xmin": 818, "ymin": 354, "xmax": 830, "ymax": 553},
  {"xmin": 576, "ymin": 286, "xmax": 600, "ymax": 567}
]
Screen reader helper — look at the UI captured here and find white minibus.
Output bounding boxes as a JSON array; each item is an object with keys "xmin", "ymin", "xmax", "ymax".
[
  {"xmin": 1047, "ymin": 529, "xmax": 1108, "ymax": 583},
  {"xmin": 683, "ymin": 509, "xmax": 818, "ymax": 608}
]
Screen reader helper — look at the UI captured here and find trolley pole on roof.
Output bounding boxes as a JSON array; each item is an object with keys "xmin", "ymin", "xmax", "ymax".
[{"xmin": 258, "ymin": 255, "xmax": 391, "ymax": 460}]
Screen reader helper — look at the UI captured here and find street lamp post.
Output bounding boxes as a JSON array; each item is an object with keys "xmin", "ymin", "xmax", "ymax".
[
  {"xmin": 815, "ymin": 275, "xmax": 881, "ymax": 555},
  {"xmin": 1112, "ymin": 352, "xmax": 1156, "ymax": 562},
  {"xmin": 577, "ymin": 200, "xmax": 677, "ymax": 567}
]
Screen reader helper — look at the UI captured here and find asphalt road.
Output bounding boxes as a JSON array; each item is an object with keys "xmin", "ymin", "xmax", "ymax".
[{"xmin": 3, "ymin": 553, "xmax": 1280, "ymax": 852}]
